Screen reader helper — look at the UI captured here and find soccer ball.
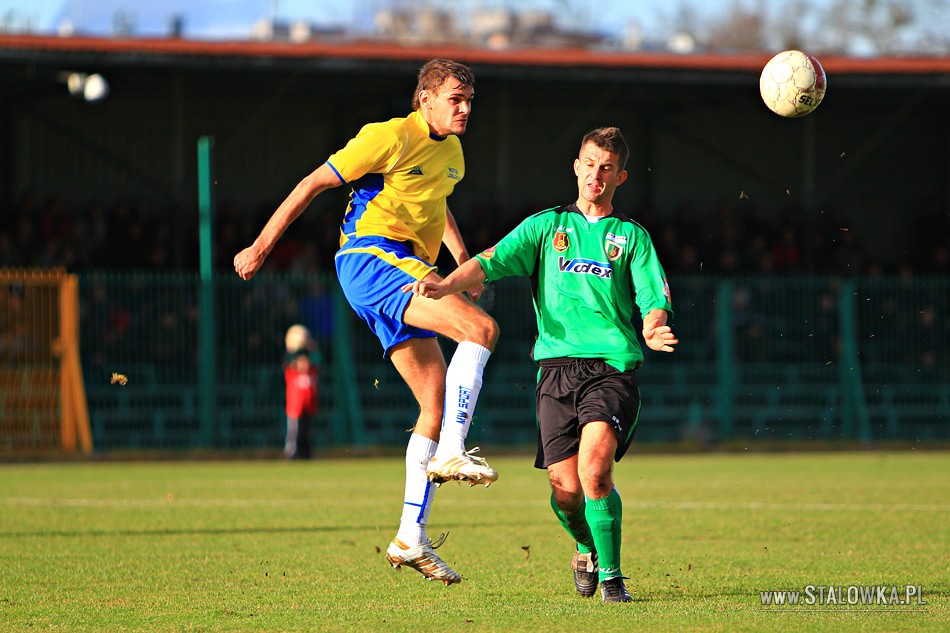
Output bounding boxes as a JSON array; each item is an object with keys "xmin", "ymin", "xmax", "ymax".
[
  {"xmin": 284, "ymin": 324, "xmax": 312, "ymax": 353},
  {"xmin": 759, "ymin": 50, "xmax": 827, "ymax": 118}
]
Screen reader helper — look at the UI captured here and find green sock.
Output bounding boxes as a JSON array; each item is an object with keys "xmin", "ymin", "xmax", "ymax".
[
  {"xmin": 585, "ymin": 488, "xmax": 623, "ymax": 581},
  {"xmin": 550, "ymin": 493, "xmax": 595, "ymax": 554}
]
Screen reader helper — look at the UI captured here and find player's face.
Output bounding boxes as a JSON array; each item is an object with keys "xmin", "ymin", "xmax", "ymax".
[
  {"xmin": 420, "ymin": 78, "xmax": 474, "ymax": 137},
  {"xmin": 574, "ymin": 142, "xmax": 627, "ymax": 204}
]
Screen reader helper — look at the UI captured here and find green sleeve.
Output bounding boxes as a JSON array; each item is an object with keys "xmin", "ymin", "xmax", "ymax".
[
  {"xmin": 631, "ymin": 229, "xmax": 673, "ymax": 320},
  {"xmin": 475, "ymin": 214, "xmax": 544, "ymax": 282}
]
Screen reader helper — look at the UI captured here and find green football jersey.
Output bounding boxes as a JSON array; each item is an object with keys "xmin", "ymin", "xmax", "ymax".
[{"xmin": 476, "ymin": 204, "xmax": 672, "ymax": 371}]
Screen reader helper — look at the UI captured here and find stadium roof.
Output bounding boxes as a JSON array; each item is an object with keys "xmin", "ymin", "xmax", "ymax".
[{"xmin": 2, "ymin": 33, "xmax": 950, "ymax": 86}]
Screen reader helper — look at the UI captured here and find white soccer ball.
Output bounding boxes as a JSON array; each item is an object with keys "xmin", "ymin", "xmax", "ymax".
[
  {"xmin": 759, "ymin": 50, "xmax": 827, "ymax": 118},
  {"xmin": 284, "ymin": 324, "xmax": 312, "ymax": 353}
]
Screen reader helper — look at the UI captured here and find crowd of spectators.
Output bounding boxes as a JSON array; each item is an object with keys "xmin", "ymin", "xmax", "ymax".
[{"xmin": 2, "ymin": 190, "xmax": 948, "ymax": 277}]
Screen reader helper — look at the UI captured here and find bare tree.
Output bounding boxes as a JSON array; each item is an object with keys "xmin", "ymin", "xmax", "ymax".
[
  {"xmin": 660, "ymin": 1, "xmax": 708, "ymax": 45},
  {"xmin": 770, "ymin": 0, "xmax": 814, "ymax": 52},
  {"xmin": 657, "ymin": 0, "xmax": 948, "ymax": 55},
  {"xmin": 706, "ymin": 0, "xmax": 767, "ymax": 51},
  {"xmin": 815, "ymin": 0, "xmax": 948, "ymax": 54}
]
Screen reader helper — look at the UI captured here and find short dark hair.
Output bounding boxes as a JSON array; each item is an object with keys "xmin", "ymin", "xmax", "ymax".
[
  {"xmin": 412, "ymin": 59, "xmax": 475, "ymax": 110},
  {"xmin": 580, "ymin": 127, "xmax": 629, "ymax": 170}
]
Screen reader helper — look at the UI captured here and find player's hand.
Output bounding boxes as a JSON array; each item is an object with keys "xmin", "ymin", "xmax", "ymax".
[
  {"xmin": 233, "ymin": 246, "xmax": 266, "ymax": 281},
  {"xmin": 643, "ymin": 324, "xmax": 679, "ymax": 352},
  {"xmin": 467, "ymin": 281, "xmax": 484, "ymax": 303},
  {"xmin": 401, "ymin": 280, "xmax": 447, "ymax": 300}
]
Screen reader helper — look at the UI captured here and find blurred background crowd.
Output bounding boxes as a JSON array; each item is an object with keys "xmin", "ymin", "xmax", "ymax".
[{"xmin": 3, "ymin": 191, "xmax": 947, "ymax": 278}]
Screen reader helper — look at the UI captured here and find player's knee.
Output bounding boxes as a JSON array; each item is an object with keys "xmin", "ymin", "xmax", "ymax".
[
  {"xmin": 583, "ymin": 477, "xmax": 613, "ymax": 500},
  {"xmin": 465, "ymin": 312, "xmax": 499, "ymax": 350},
  {"xmin": 549, "ymin": 477, "xmax": 583, "ymax": 510},
  {"xmin": 578, "ymin": 464, "xmax": 613, "ymax": 499},
  {"xmin": 553, "ymin": 491, "xmax": 584, "ymax": 514},
  {"xmin": 486, "ymin": 316, "xmax": 500, "ymax": 347}
]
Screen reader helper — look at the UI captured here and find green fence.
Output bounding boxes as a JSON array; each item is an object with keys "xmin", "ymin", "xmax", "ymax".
[{"xmin": 75, "ymin": 272, "xmax": 949, "ymax": 451}]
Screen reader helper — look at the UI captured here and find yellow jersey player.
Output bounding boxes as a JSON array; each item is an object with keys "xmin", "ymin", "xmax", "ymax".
[{"xmin": 234, "ymin": 59, "xmax": 499, "ymax": 586}]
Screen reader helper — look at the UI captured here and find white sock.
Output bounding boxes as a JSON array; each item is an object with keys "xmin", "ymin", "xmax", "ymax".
[
  {"xmin": 435, "ymin": 341, "xmax": 491, "ymax": 459},
  {"xmin": 395, "ymin": 433, "xmax": 437, "ymax": 546}
]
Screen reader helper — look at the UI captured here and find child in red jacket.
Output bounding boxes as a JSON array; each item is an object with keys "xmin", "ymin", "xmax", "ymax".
[{"xmin": 284, "ymin": 350, "xmax": 318, "ymax": 459}]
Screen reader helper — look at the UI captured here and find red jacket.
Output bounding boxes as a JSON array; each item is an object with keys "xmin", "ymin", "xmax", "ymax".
[{"xmin": 285, "ymin": 364, "xmax": 318, "ymax": 417}]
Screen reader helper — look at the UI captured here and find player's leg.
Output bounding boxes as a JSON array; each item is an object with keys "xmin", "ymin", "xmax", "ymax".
[
  {"xmin": 576, "ymin": 423, "xmax": 630, "ymax": 602},
  {"xmin": 577, "ymin": 422, "xmax": 621, "ymax": 573},
  {"xmin": 336, "ymin": 239, "xmax": 498, "ymax": 483},
  {"xmin": 389, "ymin": 336, "xmax": 447, "ymax": 441},
  {"xmin": 403, "ymin": 281, "xmax": 499, "ymax": 485},
  {"xmin": 387, "ymin": 342, "xmax": 444, "ymax": 528},
  {"xmin": 547, "ymin": 455, "xmax": 600, "ymax": 597},
  {"xmin": 536, "ymin": 361, "xmax": 598, "ymax": 597},
  {"xmin": 402, "ymin": 282, "xmax": 498, "ymax": 349},
  {"xmin": 334, "ymin": 241, "xmax": 461, "ymax": 583},
  {"xmin": 384, "ymin": 337, "xmax": 461, "ymax": 584},
  {"xmin": 574, "ymin": 364, "xmax": 640, "ymax": 603},
  {"xmin": 547, "ymin": 455, "xmax": 585, "ymax": 530},
  {"xmin": 333, "ymin": 239, "xmax": 449, "ymax": 443},
  {"xmin": 547, "ymin": 454, "xmax": 596, "ymax": 554}
]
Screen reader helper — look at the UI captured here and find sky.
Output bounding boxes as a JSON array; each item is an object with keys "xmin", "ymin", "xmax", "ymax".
[
  {"xmin": 0, "ymin": 0, "xmax": 947, "ymax": 54},
  {"xmin": 0, "ymin": 0, "xmax": 828, "ymax": 40}
]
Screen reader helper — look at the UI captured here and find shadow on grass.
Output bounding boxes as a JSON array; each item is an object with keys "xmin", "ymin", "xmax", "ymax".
[
  {"xmin": 0, "ymin": 524, "xmax": 358, "ymax": 538},
  {"xmin": 0, "ymin": 517, "xmax": 548, "ymax": 539}
]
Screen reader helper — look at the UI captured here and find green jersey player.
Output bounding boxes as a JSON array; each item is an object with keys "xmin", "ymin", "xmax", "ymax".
[{"xmin": 403, "ymin": 127, "xmax": 677, "ymax": 602}]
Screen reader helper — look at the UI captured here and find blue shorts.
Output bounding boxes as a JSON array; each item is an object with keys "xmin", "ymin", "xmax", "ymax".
[{"xmin": 334, "ymin": 236, "xmax": 438, "ymax": 357}]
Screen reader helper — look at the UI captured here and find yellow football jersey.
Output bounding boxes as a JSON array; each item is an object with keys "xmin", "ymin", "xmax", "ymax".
[{"xmin": 326, "ymin": 110, "xmax": 465, "ymax": 265}]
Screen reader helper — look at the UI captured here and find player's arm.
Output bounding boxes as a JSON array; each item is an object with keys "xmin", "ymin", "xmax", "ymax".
[
  {"xmin": 410, "ymin": 211, "xmax": 542, "ymax": 299},
  {"xmin": 642, "ymin": 308, "xmax": 678, "ymax": 353},
  {"xmin": 441, "ymin": 206, "xmax": 484, "ymax": 301},
  {"xmin": 630, "ymin": 225, "xmax": 676, "ymax": 352},
  {"xmin": 403, "ymin": 258, "xmax": 487, "ymax": 300},
  {"xmin": 442, "ymin": 207, "xmax": 469, "ymax": 264},
  {"xmin": 234, "ymin": 163, "xmax": 342, "ymax": 280}
]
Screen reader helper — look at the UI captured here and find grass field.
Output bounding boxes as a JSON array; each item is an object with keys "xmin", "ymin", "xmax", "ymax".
[{"xmin": 1, "ymin": 451, "xmax": 947, "ymax": 632}]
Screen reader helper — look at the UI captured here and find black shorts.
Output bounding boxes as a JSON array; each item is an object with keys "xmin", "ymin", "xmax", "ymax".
[{"xmin": 534, "ymin": 358, "xmax": 640, "ymax": 469}]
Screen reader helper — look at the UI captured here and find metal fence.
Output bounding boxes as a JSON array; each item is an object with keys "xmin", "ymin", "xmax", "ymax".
[{"xmin": 74, "ymin": 272, "xmax": 949, "ymax": 451}]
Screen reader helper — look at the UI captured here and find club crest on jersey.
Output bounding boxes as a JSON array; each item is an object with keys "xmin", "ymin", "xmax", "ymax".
[
  {"xmin": 605, "ymin": 242, "xmax": 623, "ymax": 261},
  {"xmin": 553, "ymin": 231, "xmax": 570, "ymax": 252},
  {"xmin": 605, "ymin": 233, "xmax": 626, "ymax": 261},
  {"xmin": 407, "ymin": 165, "xmax": 424, "ymax": 175}
]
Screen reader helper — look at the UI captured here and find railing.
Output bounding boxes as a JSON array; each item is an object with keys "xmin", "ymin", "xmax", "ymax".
[{"xmin": 55, "ymin": 272, "xmax": 950, "ymax": 450}]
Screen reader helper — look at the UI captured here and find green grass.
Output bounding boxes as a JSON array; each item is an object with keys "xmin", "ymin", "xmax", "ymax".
[{"xmin": 1, "ymin": 452, "xmax": 947, "ymax": 632}]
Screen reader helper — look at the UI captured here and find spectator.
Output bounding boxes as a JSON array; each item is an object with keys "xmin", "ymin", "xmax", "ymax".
[{"xmin": 284, "ymin": 349, "xmax": 319, "ymax": 459}]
